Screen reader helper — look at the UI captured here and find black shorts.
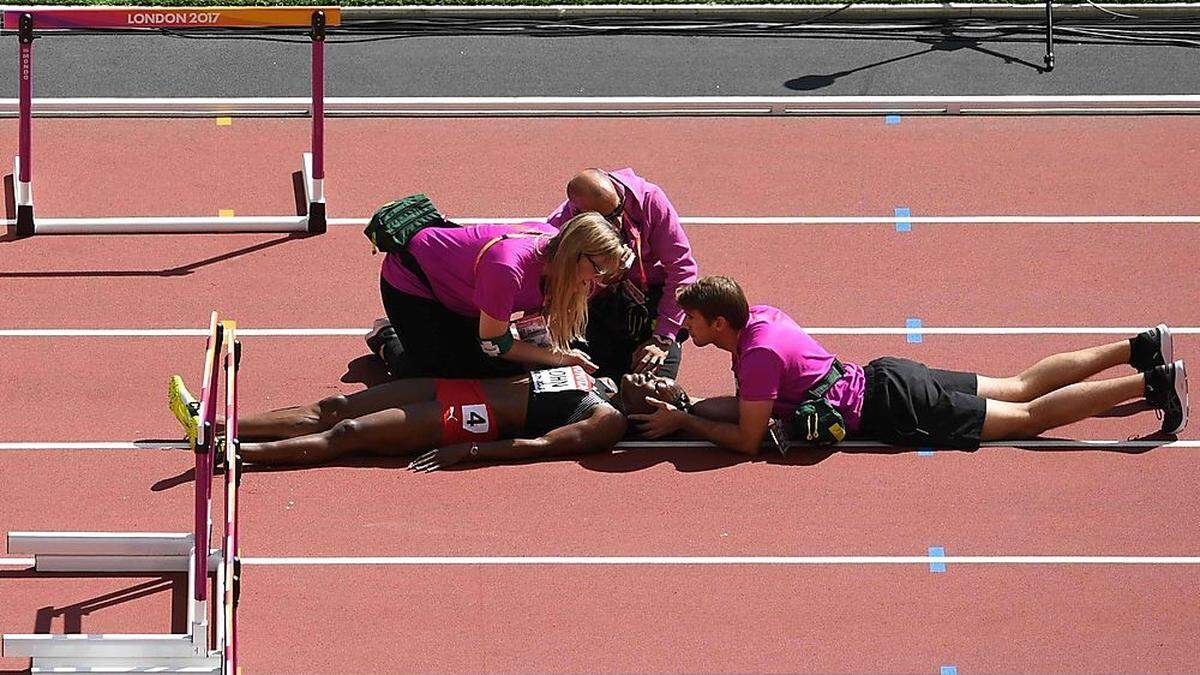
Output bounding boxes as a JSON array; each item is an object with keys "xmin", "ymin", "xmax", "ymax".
[
  {"xmin": 858, "ymin": 357, "xmax": 986, "ymax": 450},
  {"xmin": 380, "ymin": 276, "xmax": 524, "ymax": 379}
]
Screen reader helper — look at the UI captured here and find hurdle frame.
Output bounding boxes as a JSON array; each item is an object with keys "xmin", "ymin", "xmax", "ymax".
[
  {"xmin": 4, "ymin": 6, "xmax": 339, "ymax": 236},
  {"xmin": 2, "ymin": 313, "xmax": 244, "ymax": 674}
]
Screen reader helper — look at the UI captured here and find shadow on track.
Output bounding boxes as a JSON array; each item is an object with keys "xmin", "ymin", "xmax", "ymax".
[
  {"xmin": 0, "ymin": 570, "xmax": 188, "ymax": 634},
  {"xmin": 149, "ymin": 429, "xmax": 1178, "ymax": 490},
  {"xmin": 0, "ymin": 232, "xmax": 311, "ymax": 279},
  {"xmin": 785, "ymin": 31, "xmax": 1047, "ymax": 91}
]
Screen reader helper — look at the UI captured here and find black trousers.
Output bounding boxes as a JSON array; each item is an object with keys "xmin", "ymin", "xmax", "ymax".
[
  {"xmin": 583, "ymin": 283, "xmax": 683, "ymax": 381},
  {"xmin": 379, "ymin": 276, "xmax": 525, "ymax": 379}
]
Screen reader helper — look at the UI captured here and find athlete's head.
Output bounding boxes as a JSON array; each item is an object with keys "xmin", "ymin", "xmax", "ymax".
[
  {"xmin": 542, "ymin": 212, "xmax": 633, "ymax": 352},
  {"xmin": 675, "ymin": 276, "xmax": 750, "ymax": 348},
  {"xmin": 617, "ymin": 372, "xmax": 689, "ymax": 416}
]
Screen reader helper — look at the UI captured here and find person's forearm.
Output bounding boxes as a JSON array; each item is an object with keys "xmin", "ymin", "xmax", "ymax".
[
  {"xmin": 473, "ymin": 438, "xmax": 550, "ymax": 461},
  {"xmin": 501, "ymin": 340, "xmax": 563, "ymax": 367},
  {"xmin": 678, "ymin": 414, "xmax": 760, "ymax": 455}
]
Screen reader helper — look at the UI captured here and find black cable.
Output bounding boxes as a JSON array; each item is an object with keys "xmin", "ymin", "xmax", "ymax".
[{"xmin": 7, "ymin": 14, "xmax": 1199, "ymax": 51}]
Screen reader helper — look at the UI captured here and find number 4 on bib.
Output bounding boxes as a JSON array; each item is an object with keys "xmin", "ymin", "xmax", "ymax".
[{"xmin": 461, "ymin": 404, "xmax": 491, "ymax": 434}]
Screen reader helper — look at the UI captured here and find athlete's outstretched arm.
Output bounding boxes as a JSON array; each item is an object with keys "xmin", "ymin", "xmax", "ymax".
[{"xmin": 409, "ymin": 406, "xmax": 627, "ymax": 471}]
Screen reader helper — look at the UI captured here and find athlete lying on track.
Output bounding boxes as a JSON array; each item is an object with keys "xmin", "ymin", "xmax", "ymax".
[
  {"xmin": 169, "ymin": 365, "xmax": 665, "ymax": 471},
  {"xmin": 631, "ymin": 276, "xmax": 1189, "ymax": 454}
]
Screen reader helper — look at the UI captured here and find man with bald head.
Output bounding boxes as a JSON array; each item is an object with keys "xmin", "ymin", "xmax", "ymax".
[{"xmin": 548, "ymin": 168, "xmax": 699, "ymax": 381}]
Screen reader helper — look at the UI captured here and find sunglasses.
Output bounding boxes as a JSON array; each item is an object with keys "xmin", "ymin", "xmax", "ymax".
[{"xmin": 602, "ymin": 173, "xmax": 626, "ymax": 225}]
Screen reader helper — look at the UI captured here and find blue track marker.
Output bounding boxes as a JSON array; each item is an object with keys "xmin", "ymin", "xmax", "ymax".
[
  {"xmin": 906, "ymin": 317, "xmax": 923, "ymax": 343},
  {"xmin": 885, "ymin": 114, "xmax": 901, "ymax": 125},
  {"xmin": 928, "ymin": 546, "xmax": 947, "ymax": 573},
  {"xmin": 917, "ymin": 448, "xmax": 934, "ymax": 457},
  {"xmin": 894, "ymin": 206, "xmax": 912, "ymax": 232},
  {"xmin": 941, "ymin": 666, "xmax": 958, "ymax": 675}
]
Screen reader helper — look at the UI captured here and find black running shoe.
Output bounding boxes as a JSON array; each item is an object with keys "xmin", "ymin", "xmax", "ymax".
[
  {"xmin": 1144, "ymin": 360, "xmax": 1188, "ymax": 435},
  {"xmin": 1130, "ymin": 324, "xmax": 1172, "ymax": 372},
  {"xmin": 365, "ymin": 317, "xmax": 397, "ymax": 362}
]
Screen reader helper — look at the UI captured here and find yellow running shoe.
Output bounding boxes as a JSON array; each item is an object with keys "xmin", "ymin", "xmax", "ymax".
[{"xmin": 169, "ymin": 375, "xmax": 201, "ymax": 447}]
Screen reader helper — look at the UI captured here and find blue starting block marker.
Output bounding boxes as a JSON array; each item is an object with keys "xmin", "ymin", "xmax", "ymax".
[
  {"xmin": 885, "ymin": 114, "xmax": 902, "ymax": 125},
  {"xmin": 894, "ymin": 206, "xmax": 912, "ymax": 232}
]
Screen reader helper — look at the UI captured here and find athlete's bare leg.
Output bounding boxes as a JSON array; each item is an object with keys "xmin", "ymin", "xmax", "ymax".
[
  {"xmin": 240, "ymin": 378, "xmax": 438, "ymax": 440},
  {"xmin": 239, "ymin": 401, "xmax": 445, "ymax": 466}
]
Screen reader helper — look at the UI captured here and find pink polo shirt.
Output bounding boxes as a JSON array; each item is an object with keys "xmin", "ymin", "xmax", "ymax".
[
  {"xmin": 547, "ymin": 168, "xmax": 698, "ymax": 341},
  {"xmin": 733, "ymin": 305, "xmax": 868, "ymax": 431},
  {"xmin": 381, "ymin": 222, "xmax": 556, "ymax": 320}
]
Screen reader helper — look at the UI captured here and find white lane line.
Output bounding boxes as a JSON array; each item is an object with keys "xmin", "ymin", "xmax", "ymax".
[
  {"xmin": 242, "ymin": 556, "xmax": 1200, "ymax": 566},
  {"xmin": 326, "ymin": 215, "xmax": 1200, "ymax": 226},
  {"xmin": 2, "ymin": 554, "xmax": 1197, "ymax": 568},
  {"xmin": 0, "ymin": 442, "xmax": 190, "ymax": 451},
  {"xmin": 3, "ymin": 327, "xmax": 1200, "ymax": 338},
  {"xmin": 2, "ymin": 440, "xmax": 1197, "ymax": 452}
]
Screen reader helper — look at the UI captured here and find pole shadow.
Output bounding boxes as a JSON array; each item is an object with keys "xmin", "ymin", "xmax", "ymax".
[
  {"xmin": 0, "ymin": 569, "xmax": 188, "ymax": 635},
  {"xmin": 0, "ymin": 232, "xmax": 311, "ymax": 278},
  {"xmin": 786, "ymin": 30, "xmax": 1047, "ymax": 91}
]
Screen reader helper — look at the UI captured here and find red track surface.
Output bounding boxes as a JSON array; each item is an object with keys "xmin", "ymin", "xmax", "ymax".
[{"xmin": 2, "ymin": 115, "xmax": 1199, "ymax": 673}]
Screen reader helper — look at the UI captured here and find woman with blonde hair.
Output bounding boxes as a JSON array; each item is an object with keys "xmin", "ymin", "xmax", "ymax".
[{"xmin": 368, "ymin": 211, "xmax": 633, "ymax": 379}]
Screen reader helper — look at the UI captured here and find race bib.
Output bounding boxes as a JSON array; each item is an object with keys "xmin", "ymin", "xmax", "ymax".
[
  {"xmin": 512, "ymin": 313, "xmax": 552, "ymax": 348},
  {"xmin": 530, "ymin": 366, "xmax": 593, "ymax": 394},
  {"xmin": 461, "ymin": 404, "xmax": 491, "ymax": 434}
]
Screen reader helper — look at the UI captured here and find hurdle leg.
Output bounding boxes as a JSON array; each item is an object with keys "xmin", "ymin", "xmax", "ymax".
[
  {"xmin": 306, "ymin": 10, "xmax": 327, "ymax": 235},
  {"xmin": 15, "ymin": 13, "xmax": 35, "ymax": 236}
]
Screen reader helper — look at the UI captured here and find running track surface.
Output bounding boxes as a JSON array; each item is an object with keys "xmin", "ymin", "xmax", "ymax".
[{"xmin": 1, "ymin": 115, "xmax": 1198, "ymax": 673}]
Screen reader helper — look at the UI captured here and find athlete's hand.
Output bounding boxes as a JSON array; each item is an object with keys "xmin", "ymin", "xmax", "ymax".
[
  {"xmin": 558, "ymin": 349, "xmax": 598, "ymax": 374},
  {"xmin": 629, "ymin": 397, "xmax": 685, "ymax": 439},
  {"xmin": 631, "ymin": 339, "xmax": 669, "ymax": 374},
  {"xmin": 408, "ymin": 443, "xmax": 477, "ymax": 473}
]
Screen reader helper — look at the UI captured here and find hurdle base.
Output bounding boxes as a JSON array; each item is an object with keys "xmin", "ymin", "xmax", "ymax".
[
  {"xmin": 307, "ymin": 200, "xmax": 326, "ymax": 234},
  {"xmin": 301, "ymin": 151, "xmax": 326, "ymax": 234},
  {"xmin": 4, "ymin": 533, "xmax": 226, "ymax": 670},
  {"xmin": 15, "ymin": 203, "xmax": 33, "ymax": 237},
  {"xmin": 30, "ymin": 655, "xmax": 221, "ymax": 674}
]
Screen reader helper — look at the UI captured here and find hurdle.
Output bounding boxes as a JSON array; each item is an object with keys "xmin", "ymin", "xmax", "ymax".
[
  {"xmin": 2, "ymin": 312, "xmax": 244, "ymax": 674},
  {"xmin": 3, "ymin": 6, "xmax": 341, "ymax": 237}
]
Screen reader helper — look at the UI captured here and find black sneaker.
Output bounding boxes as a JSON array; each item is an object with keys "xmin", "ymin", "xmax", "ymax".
[
  {"xmin": 1144, "ymin": 360, "xmax": 1188, "ymax": 435},
  {"xmin": 365, "ymin": 318, "xmax": 397, "ymax": 362},
  {"xmin": 1130, "ymin": 324, "xmax": 1172, "ymax": 372}
]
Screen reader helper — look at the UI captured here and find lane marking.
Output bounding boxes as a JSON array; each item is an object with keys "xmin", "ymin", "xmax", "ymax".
[
  {"xmin": 895, "ymin": 207, "xmax": 912, "ymax": 232},
  {"xmin": 6, "ymin": 555, "xmax": 1200, "ymax": 567},
  {"xmin": 917, "ymin": 449, "xmax": 935, "ymax": 457},
  {"xmin": 8, "ymin": 215, "xmax": 1200, "ymax": 228},
  {"xmin": 942, "ymin": 667, "xmax": 958, "ymax": 675},
  {"xmin": 211, "ymin": 556, "xmax": 1200, "ymax": 566},
  {"xmin": 906, "ymin": 318, "xmax": 924, "ymax": 343},
  {"xmin": 885, "ymin": 114, "xmax": 902, "ymax": 125},
  {"xmin": 326, "ymin": 215, "xmax": 1200, "ymax": 226},
  {"xmin": 218, "ymin": 209, "xmax": 235, "ymax": 218},
  {"xmin": 929, "ymin": 546, "xmax": 947, "ymax": 573},
  {"xmin": 3, "ymin": 440, "xmax": 1197, "ymax": 451},
  {"xmin": 3, "ymin": 94, "xmax": 1199, "ymax": 118},
  {"xmin": 216, "ymin": 116, "xmax": 232, "ymax": 126},
  {"xmin": 3, "ymin": 327, "xmax": 1199, "ymax": 337}
]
